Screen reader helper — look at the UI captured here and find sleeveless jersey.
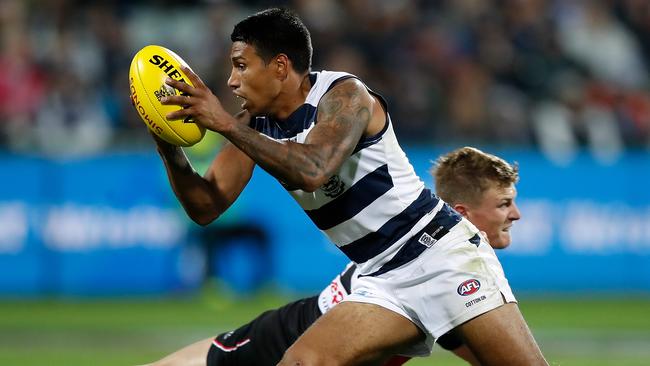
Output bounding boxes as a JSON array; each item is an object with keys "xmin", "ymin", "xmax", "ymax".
[{"xmin": 249, "ymin": 70, "xmax": 448, "ymax": 274}]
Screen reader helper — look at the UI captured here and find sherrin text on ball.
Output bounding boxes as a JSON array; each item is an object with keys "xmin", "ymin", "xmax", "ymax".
[{"xmin": 129, "ymin": 45, "xmax": 205, "ymax": 146}]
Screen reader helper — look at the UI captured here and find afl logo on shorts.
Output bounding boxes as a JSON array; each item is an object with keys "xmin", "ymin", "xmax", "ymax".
[{"xmin": 457, "ymin": 279, "xmax": 481, "ymax": 296}]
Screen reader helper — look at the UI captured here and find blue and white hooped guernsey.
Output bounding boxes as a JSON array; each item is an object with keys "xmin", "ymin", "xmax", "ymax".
[{"xmin": 249, "ymin": 70, "xmax": 463, "ymax": 275}]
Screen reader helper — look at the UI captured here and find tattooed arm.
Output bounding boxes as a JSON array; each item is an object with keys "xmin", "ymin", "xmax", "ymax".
[
  {"xmin": 221, "ymin": 78, "xmax": 380, "ymax": 192},
  {"xmin": 162, "ymin": 67, "xmax": 383, "ymax": 193}
]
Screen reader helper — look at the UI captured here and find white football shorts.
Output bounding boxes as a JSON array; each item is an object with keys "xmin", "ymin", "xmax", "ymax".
[{"xmin": 344, "ymin": 217, "xmax": 517, "ymax": 357}]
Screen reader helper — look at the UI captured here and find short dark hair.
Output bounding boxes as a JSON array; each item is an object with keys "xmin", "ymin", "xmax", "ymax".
[
  {"xmin": 231, "ymin": 8, "xmax": 312, "ymax": 74},
  {"xmin": 433, "ymin": 147, "xmax": 519, "ymax": 206}
]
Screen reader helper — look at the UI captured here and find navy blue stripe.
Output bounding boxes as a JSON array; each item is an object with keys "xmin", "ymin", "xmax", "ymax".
[
  {"xmin": 469, "ymin": 233, "xmax": 480, "ymax": 247},
  {"xmin": 250, "ymin": 104, "xmax": 317, "ymax": 140},
  {"xmin": 352, "ymin": 135, "xmax": 383, "ymax": 154},
  {"xmin": 305, "ymin": 164, "xmax": 393, "ymax": 230},
  {"xmin": 339, "ymin": 189, "xmax": 438, "ymax": 263},
  {"xmin": 363, "ymin": 203, "xmax": 463, "ymax": 277},
  {"xmin": 340, "ymin": 265, "xmax": 356, "ymax": 294}
]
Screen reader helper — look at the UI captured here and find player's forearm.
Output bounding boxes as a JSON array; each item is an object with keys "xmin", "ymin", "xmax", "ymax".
[
  {"xmin": 155, "ymin": 144, "xmax": 225, "ymax": 225},
  {"xmin": 222, "ymin": 123, "xmax": 331, "ymax": 192}
]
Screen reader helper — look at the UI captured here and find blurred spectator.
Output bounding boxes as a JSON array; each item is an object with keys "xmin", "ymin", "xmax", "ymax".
[
  {"xmin": 0, "ymin": 0, "xmax": 648, "ymax": 160},
  {"xmin": 556, "ymin": 0, "xmax": 647, "ymax": 89},
  {"xmin": 0, "ymin": 0, "xmax": 46, "ymax": 150}
]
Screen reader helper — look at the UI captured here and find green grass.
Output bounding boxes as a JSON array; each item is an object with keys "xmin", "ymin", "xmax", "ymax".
[{"xmin": 0, "ymin": 287, "xmax": 648, "ymax": 366}]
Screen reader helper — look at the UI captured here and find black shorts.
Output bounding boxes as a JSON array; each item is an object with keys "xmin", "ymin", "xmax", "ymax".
[{"xmin": 206, "ymin": 296, "xmax": 321, "ymax": 366}]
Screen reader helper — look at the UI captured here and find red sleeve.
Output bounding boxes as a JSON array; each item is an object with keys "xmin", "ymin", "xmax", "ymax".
[{"xmin": 384, "ymin": 355, "xmax": 411, "ymax": 366}]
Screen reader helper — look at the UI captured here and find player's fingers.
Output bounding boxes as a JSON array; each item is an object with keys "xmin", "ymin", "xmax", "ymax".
[
  {"xmin": 180, "ymin": 65, "xmax": 207, "ymax": 88},
  {"xmin": 160, "ymin": 95, "xmax": 192, "ymax": 106},
  {"xmin": 165, "ymin": 77, "xmax": 195, "ymax": 94},
  {"xmin": 165, "ymin": 107, "xmax": 192, "ymax": 121}
]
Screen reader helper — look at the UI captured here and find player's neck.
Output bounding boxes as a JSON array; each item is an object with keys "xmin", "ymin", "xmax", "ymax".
[{"xmin": 269, "ymin": 72, "xmax": 311, "ymax": 120}]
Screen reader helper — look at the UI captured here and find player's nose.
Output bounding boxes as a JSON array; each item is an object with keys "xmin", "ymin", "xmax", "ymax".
[
  {"xmin": 509, "ymin": 202, "xmax": 521, "ymax": 221},
  {"xmin": 227, "ymin": 69, "xmax": 239, "ymax": 89}
]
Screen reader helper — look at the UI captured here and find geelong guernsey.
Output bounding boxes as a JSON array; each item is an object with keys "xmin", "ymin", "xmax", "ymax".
[{"xmin": 249, "ymin": 70, "xmax": 453, "ymax": 275}]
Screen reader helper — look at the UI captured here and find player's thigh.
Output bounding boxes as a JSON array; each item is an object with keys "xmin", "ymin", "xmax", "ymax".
[
  {"xmin": 145, "ymin": 337, "xmax": 213, "ymax": 366},
  {"xmin": 449, "ymin": 344, "xmax": 480, "ymax": 366},
  {"xmin": 456, "ymin": 303, "xmax": 547, "ymax": 366},
  {"xmin": 278, "ymin": 301, "xmax": 424, "ymax": 366}
]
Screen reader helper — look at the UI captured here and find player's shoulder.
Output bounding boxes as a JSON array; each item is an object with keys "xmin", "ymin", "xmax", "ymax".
[
  {"xmin": 310, "ymin": 70, "xmax": 358, "ymax": 94},
  {"xmin": 313, "ymin": 69, "xmax": 356, "ymax": 82},
  {"xmin": 328, "ymin": 77, "xmax": 365, "ymax": 92},
  {"xmin": 311, "ymin": 70, "xmax": 368, "ymax": 104},
  {"xmin": 315, "ymin": 70, "xmax": 361, "ymax": 88}
]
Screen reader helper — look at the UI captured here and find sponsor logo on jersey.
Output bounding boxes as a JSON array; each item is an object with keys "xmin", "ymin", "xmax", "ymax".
[
  {"xmin": 418, "ymin": 232, "xmax": 436, "ymax": 247},
  {"xmin": 457, "ymin": 279, "xmax": 481, "ymax": 296}
]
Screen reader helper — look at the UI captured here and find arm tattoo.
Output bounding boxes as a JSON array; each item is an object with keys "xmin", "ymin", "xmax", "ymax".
[
  {"xmin": 223, "ymin": 79, "xmax": 374, "ymax": 189},
  {"xmin": 314, "ymin": 81, "xmax": 371, "ymax": 163}
]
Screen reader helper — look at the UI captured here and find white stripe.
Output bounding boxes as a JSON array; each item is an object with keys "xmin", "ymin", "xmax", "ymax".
[
  {"xmin": 290, "ymin": 150, "xmax": 387, "ymax": 210},
  {"xmin": 325, "ymin": 184, "xmax": 425, "ymax": 246},
  {"xmin": 212, "ymin": 338, "xmax": 251, "ymax": 352},
  {"xmin": 305, "ymin": 70, "xmax": 352, "ymax": 106},
  {"xmin": 354, "ymin": 199, "xmax": 445, "ymax": 273}
]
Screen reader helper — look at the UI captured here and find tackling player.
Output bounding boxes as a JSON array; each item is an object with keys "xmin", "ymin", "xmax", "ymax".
[{"xmin": 144, "ymin": 146, "xmax": 521, "ymax": 366}]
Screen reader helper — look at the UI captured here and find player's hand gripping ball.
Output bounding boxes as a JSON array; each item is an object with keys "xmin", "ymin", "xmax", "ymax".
[{"xmin": 129, "ymin": 45, "xmax": 205, "ymax": 146}]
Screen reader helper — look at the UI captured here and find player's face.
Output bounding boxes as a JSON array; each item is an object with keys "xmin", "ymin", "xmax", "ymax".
[
  {"xmin": 228, "ymin": 41, "xmax": 282, "ymax": 116},
  {"xmin": 463, "ymin": 183, "xmax": 520, "ymax": 249}
]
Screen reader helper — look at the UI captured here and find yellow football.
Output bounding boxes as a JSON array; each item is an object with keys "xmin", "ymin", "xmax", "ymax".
[{"xmin": 129, "ymin": 45, "xmax": 205, "ymax": 147}]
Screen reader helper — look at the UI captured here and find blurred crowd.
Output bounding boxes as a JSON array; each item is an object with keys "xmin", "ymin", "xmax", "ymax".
[{"xmin": 0, "ymin": 0, "xmax": 649, "ymax": 161}]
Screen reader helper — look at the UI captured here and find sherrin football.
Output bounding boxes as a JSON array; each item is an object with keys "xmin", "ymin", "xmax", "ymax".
[{"xmin": 129, "ymin": 45, "xmax": 205, "ymax": 146}]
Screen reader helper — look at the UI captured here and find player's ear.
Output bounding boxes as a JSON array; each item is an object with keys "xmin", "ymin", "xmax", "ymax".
[
  {"xmin": 453, "ymin": 203, "xmax": 469, "ymax": 218},
  {"xmin": 274, "ymin": 54, "xmax": 289, "ymax": 80}
]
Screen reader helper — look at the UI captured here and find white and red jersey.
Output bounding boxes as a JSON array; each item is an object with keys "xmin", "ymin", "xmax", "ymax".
[{"xmin": 317, "ymin": 262, "xmax": 356, "ymax": 314}]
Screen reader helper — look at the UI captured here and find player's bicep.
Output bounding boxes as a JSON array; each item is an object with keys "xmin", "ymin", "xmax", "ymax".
[{"xmin": 307, "ymin": 78, "xmax": 374, "ymax": 160}]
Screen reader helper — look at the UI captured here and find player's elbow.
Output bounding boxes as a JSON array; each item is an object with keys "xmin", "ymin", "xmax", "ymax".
[
  {"xmin": 300, "ymin": 181, "xmax": 321, "ymax": 193},
  {"xmin": 299, "ymin": 174, "xmax": 329, "ymax": 193},
  {"xmin": 191, "ymin": 214, "xmax": 216, "ymax": 227},
  {"xmin": 185, "ymin": 206, "xmax": 221, "ymax": 226}
]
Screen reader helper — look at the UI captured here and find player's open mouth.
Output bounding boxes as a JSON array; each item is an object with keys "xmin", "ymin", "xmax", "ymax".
[{"xmin": 234, "ymin": 93, "xmax": 247, "ymax": 108}]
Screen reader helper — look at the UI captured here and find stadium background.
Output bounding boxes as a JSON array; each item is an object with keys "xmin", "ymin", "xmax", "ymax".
[{"xmin": 1, "ymin": 0, "xmax": 649, "ymax": 365}]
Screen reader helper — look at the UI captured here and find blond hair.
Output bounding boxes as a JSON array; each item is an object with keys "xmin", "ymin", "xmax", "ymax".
[{"xmin": 432, "ymin": 147, "xmax": 519, "ymax": 206}]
